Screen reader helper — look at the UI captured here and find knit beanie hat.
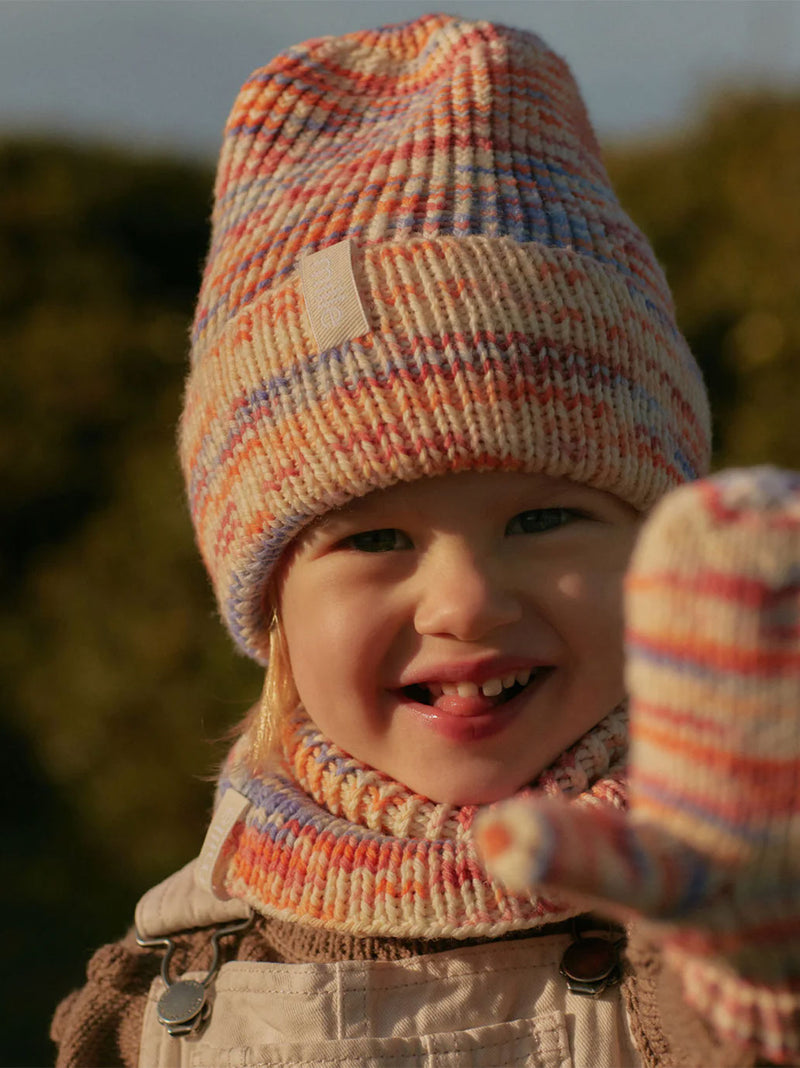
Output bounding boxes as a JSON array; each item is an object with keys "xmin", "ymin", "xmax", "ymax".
[{"xmin": 179, "ymin": 13, "xmax": 711, "ymax": 663}]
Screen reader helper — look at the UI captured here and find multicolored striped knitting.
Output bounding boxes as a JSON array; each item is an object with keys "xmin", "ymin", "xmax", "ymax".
[
  {"xmin": 179, "ymin": 13, "xmax": 711, "ymax": 661},
  {"xmin": 476, "ymin": 466, "xmax": 800, "ymax": 1062},
  {"xmin": 214, "ymin": 703, "xmax": 628, "ymax": 939}
]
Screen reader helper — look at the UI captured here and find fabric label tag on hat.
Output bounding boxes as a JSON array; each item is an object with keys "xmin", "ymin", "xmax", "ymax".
[
  {"xmin": 300, "ymin": 238, "xmax": 370, "ymax": 354},
  {"xmin": 194, "ymin": 787, "xmax": 250, "ymax": 900}
]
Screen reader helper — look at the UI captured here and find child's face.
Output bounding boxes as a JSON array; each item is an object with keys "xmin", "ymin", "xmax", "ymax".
[{"xmin": 278, "ymin": 471, "xmax": 640, "ymax": 805}]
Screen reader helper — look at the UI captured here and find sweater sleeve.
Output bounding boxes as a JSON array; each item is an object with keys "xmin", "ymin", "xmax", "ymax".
[
  {"xmin": 622, "ymin": 929, "xmax": 791, "ymax": 1068},
  {"xmin": 51, "ymin": 914, "xmax": 281, "ymax": 1067},
  {"xmin": 51, "ymin": 931, "xmax": 162, "ymax": 1068}
]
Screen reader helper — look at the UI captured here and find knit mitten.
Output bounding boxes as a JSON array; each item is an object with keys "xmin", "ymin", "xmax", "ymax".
[{"xmin": 476, "ymin": 467, "xmax": 800, "ymax": 1063}]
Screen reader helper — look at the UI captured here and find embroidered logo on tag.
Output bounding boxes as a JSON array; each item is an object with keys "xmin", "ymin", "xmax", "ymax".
[
  {"xmin": 300, "ymin": 238, "xmax": 370, "ymax": 354},
  {"xmin": 194, "ymin": 788, "xmax": 250, "ymax": 900}
]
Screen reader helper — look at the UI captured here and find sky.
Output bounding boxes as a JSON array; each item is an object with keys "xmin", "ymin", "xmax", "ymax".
[{"xmin": 0, "ymin": 1, "xmax": 798, "ymax": 159}]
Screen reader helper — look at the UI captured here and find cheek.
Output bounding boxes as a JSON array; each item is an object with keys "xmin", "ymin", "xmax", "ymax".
[
  {"xmin": 280, "ymin": 573, "xmax": 393, "ymax": 700},
  {"xmin": 553, "ymin": 523, "xmax": 640, "ymax": 648},
  {"xmin": 283, "ymin": 589, "xmax": 344, "ymax": 687},
  {"xmin": 554, "ymin": 567, "xmax": 626, "ymax": 657}
]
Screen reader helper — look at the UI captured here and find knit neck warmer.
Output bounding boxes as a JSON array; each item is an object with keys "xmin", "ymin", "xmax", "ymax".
[{"xmin": 217, "ymin": 706, "xmax": 629, "ymax": 940}]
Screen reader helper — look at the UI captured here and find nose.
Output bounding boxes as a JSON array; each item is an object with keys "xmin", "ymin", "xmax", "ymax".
[{"xmin": 413, "ymin": 540, "xmax": 523, "ymax": 641}]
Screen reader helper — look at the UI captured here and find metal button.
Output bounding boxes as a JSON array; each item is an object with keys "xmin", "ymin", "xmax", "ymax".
[
  {"xmin": 560, "ymin": 935, "xmax": 622, "ymax": 997},
  {"xmin": 157, "ymin": 979, "xmax": 207, "ymax": 1029}
]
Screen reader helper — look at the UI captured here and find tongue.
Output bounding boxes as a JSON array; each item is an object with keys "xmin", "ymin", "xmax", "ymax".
[{"xmin": 432, "ymin": 692, "xmax": 500, "ymax": 717}]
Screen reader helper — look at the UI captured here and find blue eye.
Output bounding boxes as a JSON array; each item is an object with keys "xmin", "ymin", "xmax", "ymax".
[
  {"xmin": 344, "ymin": 529, "xmax": 412, "ymax": 553},
  {"xmin": 505, "ymin": 508, "xmax": 579, "ymax": 535}
]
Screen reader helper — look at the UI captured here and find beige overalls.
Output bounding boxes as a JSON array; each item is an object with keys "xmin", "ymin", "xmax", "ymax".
[{"xmin": 136, "ymin": 875, "xmax": 641, "ymax": 1067}]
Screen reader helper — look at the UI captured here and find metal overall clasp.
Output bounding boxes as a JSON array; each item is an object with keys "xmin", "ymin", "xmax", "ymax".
[
  {"xmin": 136, "ymin": 913, "xmax": 253, "ymax": 1037},
  {"xmin": 559, "ymin": 916, "xmax": 626, "ymax": 997}
]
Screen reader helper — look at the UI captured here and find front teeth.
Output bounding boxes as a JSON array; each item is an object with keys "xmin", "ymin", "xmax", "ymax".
[
  {"xmin": 433, "ymin": 670, "xmax": 535, "ymax": 699},
  {"xmin": 438, "ymin": 681, "xmax": 479, "ymax": 697}
]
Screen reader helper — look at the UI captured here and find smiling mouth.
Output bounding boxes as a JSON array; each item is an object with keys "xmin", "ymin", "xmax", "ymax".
[{"xmin": 401, "ymin": 668, "xmax": 552, "ymax": 710}]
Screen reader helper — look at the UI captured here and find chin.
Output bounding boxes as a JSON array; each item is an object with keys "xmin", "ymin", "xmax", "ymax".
[{"xmin": 408, "ymin": 771, "xmax": 531, "ymax": 807}]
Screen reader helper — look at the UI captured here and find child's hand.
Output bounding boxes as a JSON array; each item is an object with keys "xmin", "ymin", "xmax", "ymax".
[{"xmin": 475, "ymin": 467, "xmax": 800, "ymax": 1063}]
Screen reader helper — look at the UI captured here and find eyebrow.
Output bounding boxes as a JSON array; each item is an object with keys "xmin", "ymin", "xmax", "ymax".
[
  {"xmin": 310, "ymin": 499, "xmax": 394, "ymax": 532},
  {"xmin": 305, "ymin": 506, "xmax": 366, "ymax": 535}
]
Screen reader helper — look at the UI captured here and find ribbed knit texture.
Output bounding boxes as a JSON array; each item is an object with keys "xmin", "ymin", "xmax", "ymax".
[
  {"xmin": 216, "ymin": 703, "xmax": 628, "ymax": 940},
  {"xmin": 179, "ymin": 13, "xmax": 711, "ymax": 661},
  {"xmin": 476, "ymin": 466, "xmax": 800, "ymax": 1063}
]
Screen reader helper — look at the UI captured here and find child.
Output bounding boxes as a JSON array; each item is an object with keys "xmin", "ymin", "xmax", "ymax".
[{"xmin": 52, "ymin": 13, "xmax": 799, "ymax": 1067}]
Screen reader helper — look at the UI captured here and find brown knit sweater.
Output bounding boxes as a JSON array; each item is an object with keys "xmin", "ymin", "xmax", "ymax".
[{"xmin": 51, "ymin": 912, "xmax": 761, "ymax": 1068}]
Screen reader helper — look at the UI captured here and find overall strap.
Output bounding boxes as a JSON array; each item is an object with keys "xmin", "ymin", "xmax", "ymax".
[{"xmin": 135, "ymin": 789, "xmax": 251, "ymax": 939}]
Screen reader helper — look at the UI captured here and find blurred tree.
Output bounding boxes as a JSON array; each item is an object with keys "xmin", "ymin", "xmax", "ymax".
[
  {"xmin": 0, "ymin": 140, "xmax": 261, "ymax": 1065},
  {"xmin": 606, "ymin": 89, "xmax": 800, "ymax": 469}
]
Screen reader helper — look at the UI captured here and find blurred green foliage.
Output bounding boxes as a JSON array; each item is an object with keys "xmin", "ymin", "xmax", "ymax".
[
  {"xmin": 0, "ymin": 140, "xmax": 261, "ymax": 1065},
  {"xmin": 1, "ymin": 87, "xmax": 798, "ymax": 1064}
]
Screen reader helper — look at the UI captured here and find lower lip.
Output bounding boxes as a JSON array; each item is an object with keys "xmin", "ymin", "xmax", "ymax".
[{"xmin": 398, "ymin": 673, "xmax": 550, "ymax": 743}]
